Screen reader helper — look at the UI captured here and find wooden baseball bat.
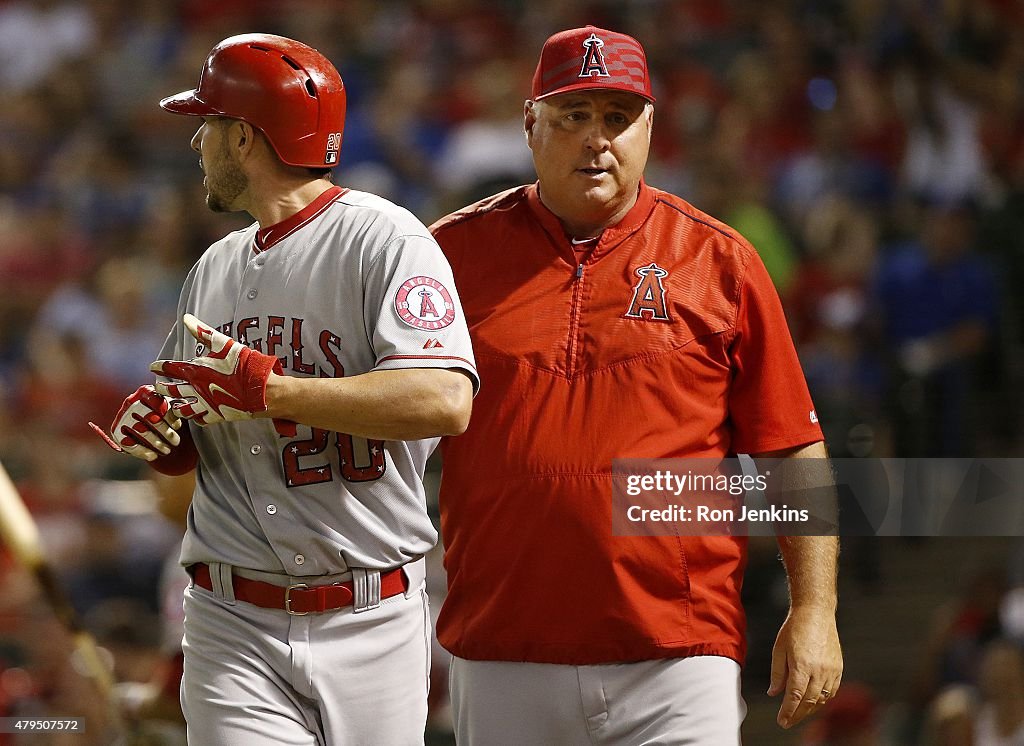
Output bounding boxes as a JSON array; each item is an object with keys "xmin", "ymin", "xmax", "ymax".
[{"xmin": 0, "ymin": 459, "xmax": 127, "ymax": 736}]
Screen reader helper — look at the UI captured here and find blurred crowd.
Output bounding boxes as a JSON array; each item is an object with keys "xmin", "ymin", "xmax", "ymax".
[
  {"xmin": 790, "ymin": 550, "xmax": 1024, "ymax": 746},
  {"xmin": 1, "ymin": 0, "xmax": 1024, "ymax": 742}
]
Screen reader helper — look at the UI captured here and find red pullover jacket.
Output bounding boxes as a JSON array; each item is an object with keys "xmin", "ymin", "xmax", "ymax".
[{"xmin": 431, "ymin": 181, "xmax": 822, "ymax": 665}]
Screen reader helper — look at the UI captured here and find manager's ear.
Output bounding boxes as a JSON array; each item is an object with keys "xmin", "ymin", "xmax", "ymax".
[{"xmin": 524, "ymin": 99, "xmax": 538, "ymax": 146}]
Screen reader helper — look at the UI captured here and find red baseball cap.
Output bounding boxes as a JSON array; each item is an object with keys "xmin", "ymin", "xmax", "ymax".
[{"xmin": 531, "ymin": 26, "xmax": 655, "ymax": 103}]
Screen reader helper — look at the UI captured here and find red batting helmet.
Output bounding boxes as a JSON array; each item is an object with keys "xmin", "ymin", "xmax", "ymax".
[{"xmin": 160, "ymin": 34, "xmax": 346, "ymax": 168}]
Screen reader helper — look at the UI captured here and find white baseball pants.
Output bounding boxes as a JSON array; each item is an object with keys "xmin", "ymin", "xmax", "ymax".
[
  {"xmin": 449, "ymin": 654, "xmax": 745, "ymax": 745},
  {"xmin": 180, "ymin": 560, "xmax": 429, "ymax": 745}
]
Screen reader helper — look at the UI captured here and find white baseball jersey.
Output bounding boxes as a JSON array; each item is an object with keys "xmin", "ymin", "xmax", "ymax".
[{"xmin": 159, "ymin": 185, "xmax": 478, "ymax": 575}]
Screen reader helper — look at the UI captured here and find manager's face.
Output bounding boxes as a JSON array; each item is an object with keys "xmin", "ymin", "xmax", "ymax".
[{"xmin": 525, "ymin": 90, "xmax": 652, "ymax": 234}]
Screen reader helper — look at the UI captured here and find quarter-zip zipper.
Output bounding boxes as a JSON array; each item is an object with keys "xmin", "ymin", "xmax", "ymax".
[{"xmin": 566, "ymin": 262, "xmax": 585, "ymax": 375}]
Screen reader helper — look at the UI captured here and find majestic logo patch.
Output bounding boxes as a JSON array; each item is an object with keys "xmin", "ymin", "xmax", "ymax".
[
  {"xmin": 624, "ymin": 263, "xmax": 670, "ymax": 321},
  {"xmin": 580, "ymin": 33, "xmax": 610, "ymax": 78},
  {"xmin": 422, "ymin": 338, "xmax": 445, "ymax": 349},
  {"xmin": 395, "ymin": 276, "xmax": 456, "ymax": 330}
]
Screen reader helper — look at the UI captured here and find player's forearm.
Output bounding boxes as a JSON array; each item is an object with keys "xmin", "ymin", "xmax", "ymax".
[{"xmin": 263, "ymin": 368, "xmax": 473, "ymax": 440}]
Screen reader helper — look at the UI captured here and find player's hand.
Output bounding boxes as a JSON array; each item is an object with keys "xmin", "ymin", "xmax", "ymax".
[
  {"xmin": 89, "ymin": 385, "xmax": 182, "ymax": 461},
  {"xmin": 767, "ymin": 604, "xmax": 843, "ymax": 729},
  {"xmin": 150, "ymin": 314, "xmax": 296, "ymax": 436}
]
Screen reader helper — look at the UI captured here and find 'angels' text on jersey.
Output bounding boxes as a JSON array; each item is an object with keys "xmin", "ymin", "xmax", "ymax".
[{"xmin": 210, "ymin": 316, "xmax": 345, "ymax": 378}]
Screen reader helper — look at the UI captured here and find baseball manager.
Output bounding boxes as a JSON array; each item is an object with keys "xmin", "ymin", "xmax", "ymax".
[{"xmin": 430, "ymin": 25, "xmax": 841, "ymax": 745}]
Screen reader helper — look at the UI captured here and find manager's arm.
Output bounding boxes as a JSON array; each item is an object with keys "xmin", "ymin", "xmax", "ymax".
[{"xmin": 755, "ymin": 440, "xmax": 842, "ymax": 729}]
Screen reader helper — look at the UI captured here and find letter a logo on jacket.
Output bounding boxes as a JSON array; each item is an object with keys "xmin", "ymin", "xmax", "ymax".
[
  {"xmin": 625, "ymin": 263, "xmax": 670, "ymax": 321},
  {"xmin": 579, "ymin": 33, "xmax": 610, "ymax": 78}
]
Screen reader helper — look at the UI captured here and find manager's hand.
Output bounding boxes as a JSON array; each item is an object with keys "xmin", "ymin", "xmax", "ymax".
[{"xmin": 767, "ymin": 604, "xmax": 843, "ymax": 729}]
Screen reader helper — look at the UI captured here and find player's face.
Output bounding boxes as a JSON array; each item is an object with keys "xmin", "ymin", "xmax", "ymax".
[
  {"xmin": 526, "ymin": 91, "xmax": 652, "ymax": 236},
  {"xmin": 190, "ymin": 117, "xmax": 248, "ymax": 213}
]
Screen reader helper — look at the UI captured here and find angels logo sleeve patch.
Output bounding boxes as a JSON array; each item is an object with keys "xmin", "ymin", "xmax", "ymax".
[{"xmin": 395, "ymin": 276, "xmax": 457, "ymax": 330}]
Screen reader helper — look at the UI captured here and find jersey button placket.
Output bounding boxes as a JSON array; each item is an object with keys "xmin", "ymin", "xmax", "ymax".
[
  {"xmin": 294, "ymin": 554, "xmax": 305, "ymax": 566},
  {"xmin": 266, "ymin": 504, "xmax": 277, "ymax": 515},
  {"xmin": 250, "ymin": 444, "xmax": 262, "ymax": 455},
  {"xmin": 247, "ymin": 288, "xmax": 258, "ymax": 300}
]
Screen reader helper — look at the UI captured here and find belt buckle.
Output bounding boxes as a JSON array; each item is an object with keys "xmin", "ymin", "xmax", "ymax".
[{"xmin": 285, "ymin": 583, "xmax": 309, "ymax": 615}]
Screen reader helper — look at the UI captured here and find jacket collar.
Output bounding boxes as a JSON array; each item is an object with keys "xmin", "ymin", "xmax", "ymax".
[{"xmin": 525, "ymin": 179, "xmax": 657, "ymax": 262}]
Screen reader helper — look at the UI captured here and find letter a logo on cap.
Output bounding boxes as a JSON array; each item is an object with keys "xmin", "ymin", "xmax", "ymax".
[{"xmin": 579, "ymin": 33, "xmax": 610, "ymax": 78}]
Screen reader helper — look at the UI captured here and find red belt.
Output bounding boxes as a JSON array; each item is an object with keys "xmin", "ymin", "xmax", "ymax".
[{"xmin": 191, "ymin": 563, "xmax": 408, "ymax": 615}]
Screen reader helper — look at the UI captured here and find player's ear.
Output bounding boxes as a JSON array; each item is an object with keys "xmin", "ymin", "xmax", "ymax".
[{"xmin": 230, "ymin": 120, "xmax": 257, "ymax": 160}]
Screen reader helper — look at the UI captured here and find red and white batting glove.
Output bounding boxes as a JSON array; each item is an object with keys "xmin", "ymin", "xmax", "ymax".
[
  {"xmin": 150, "ymin": 314, "xmax": 296, "ymax": 436},
  {"xmin": 89, "ymin": 385, "xmax": 182, "ymax": 462}
]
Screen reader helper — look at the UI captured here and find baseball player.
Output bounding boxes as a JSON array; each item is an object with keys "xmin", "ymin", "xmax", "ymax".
[
  {"xmin": 430, "ymin": 26, "xmax": 841, "ymax": 744},
  {"xmin": 95, "ymin": 34, "xmax": 477, "ymax": 745}
]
